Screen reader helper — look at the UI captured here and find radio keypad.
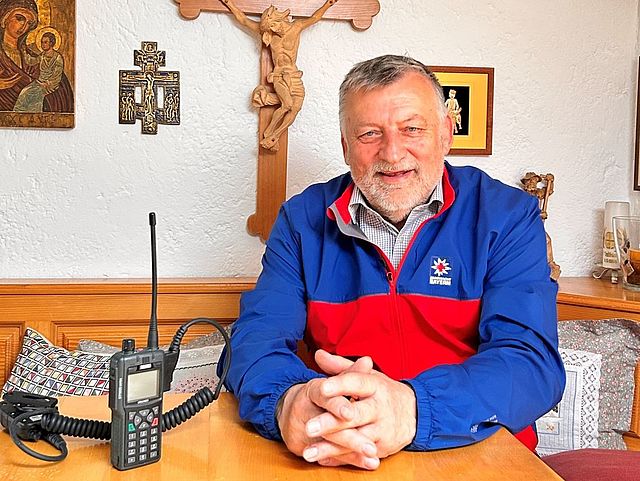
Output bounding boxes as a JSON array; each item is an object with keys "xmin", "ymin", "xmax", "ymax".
[{"xmin": 125, "ymin": 407, "xmax": 161, "ymax": 465}]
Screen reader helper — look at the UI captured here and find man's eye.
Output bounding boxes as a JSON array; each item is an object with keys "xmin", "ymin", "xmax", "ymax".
[
  {"xmin": 358, "ymin": 131, "xmax": 379, "ymax": 140},
  {"xmin": 405, "ymin": 126, "xmax": 422, "ymax": 133}
]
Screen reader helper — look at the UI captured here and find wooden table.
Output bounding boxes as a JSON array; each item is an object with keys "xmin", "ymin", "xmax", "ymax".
[{"xmin": 0, "ymin": 393, "xmax": 562, "ymax": 481}]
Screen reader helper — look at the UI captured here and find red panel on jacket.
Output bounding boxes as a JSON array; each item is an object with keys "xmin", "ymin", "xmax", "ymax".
[{"xmin": 307, "ymin": 293, "xmax": 481, "ymax": 380}]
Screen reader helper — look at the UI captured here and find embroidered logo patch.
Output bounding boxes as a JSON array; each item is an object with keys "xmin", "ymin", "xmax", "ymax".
[{"xmin": 429, "ymin": 257, "xmax": 452, "ymax": 286}]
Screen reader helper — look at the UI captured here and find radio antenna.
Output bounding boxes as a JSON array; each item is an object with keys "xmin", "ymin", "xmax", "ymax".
[{"xmin": 147, "ymin": 212, "xmax": 159, "ymax": 350}]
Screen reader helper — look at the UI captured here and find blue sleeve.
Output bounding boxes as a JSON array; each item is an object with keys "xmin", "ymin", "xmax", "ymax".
[
  {"xmin": 405, "ymin": 196, "xmax": 566, "ymax": 450},
  {"xmin": 221, "ymin": 204, "xmax": 323, "ymax": 440}
]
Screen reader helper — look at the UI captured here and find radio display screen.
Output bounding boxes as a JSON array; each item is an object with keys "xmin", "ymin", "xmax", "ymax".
[{"xmin": 127, "ymin": 369, "xmax": 160, "ymax": 403}]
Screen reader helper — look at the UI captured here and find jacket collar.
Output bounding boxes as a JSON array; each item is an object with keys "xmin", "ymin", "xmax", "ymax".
[{"xmin": 327, "ymin": 163, "xmax": 456, "ymax": 228}]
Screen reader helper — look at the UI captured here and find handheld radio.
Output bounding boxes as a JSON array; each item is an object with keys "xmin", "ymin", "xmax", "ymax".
[
  {"xmin": 108, "ymin": 213, "xmax": 165, "ymax": 469},
  {"xmin": 1, "ymin": 213, "xmax": 232, "ymax": 469},
  {"xmin": 108, "ymin": 341, "xmax": 164, "ymax": 469}
]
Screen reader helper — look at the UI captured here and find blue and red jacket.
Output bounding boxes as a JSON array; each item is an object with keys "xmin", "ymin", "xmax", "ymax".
[{"xmin": 224, "ymin": 163, "xmax": 565, "ymax": 451}]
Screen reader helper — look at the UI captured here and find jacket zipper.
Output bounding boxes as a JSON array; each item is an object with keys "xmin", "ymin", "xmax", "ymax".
[{"xmin": 376, "ymin": 248, "xmax": 406, "ymax": 377}]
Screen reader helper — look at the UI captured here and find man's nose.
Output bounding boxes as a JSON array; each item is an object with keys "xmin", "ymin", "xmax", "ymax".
[{"xmin": 379, "ymin": 132, "xmax": 406, "ymax": 164}]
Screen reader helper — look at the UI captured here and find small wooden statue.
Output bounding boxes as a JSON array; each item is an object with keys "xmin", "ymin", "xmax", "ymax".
[
  {"xmin": 521, "ymin": 172, "xmax": 561, "ymax": 281},
  {"xmin": 220, "ymin": 0, "xmax": 338, "ymax": 151}
]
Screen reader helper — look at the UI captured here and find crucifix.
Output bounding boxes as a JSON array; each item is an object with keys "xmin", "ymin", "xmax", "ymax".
[
  {"xmin": 119, "ymin": 41, "xmax": 181, "ymax": 134},
  {"xmin": 174, "ymin": 0, "xmax": 380, "ymax": 241}
]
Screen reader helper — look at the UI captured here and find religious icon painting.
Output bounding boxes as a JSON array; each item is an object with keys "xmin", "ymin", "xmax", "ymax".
[
  {"xmin": 118, "ymin": 41, "xmax": 180, "ymax": 135},
  {"xmin": 0, "ymin": 0, "xmax": 75, "ymax": 129},
  {"xmin": 431, "ymin": 66, "xmax": 494, "ymax": 156}
]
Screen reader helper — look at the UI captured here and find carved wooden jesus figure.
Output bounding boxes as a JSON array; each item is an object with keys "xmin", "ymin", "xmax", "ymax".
[{"xmin": 221, "ymin": 0, "xmax": 338, "ymax": 151}]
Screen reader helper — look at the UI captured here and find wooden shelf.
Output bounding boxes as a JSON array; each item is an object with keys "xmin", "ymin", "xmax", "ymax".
[{"xmin": 558, "ymin": 277, "xmax": 640, "ymax": 322}]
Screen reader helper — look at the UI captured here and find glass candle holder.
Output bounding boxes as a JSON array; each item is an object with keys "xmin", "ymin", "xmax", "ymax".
[{"xmin": 613, "ymin": 215, "xmax": 640, "ymax": 291}]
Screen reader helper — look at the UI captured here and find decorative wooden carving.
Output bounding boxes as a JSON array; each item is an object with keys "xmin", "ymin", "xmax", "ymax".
[
  {"xmin": 119, "ymin": 41, "xmax": 180, "ymax": 134},
  {"xmin": 222, "ymin": 0, "xmax": 339, "ymax": 152},
  {"xmin": 174, "ymin": 0, "xmax": 380, "ymax": 241},
  {"xmin": 174, "ymin": 0, "xmax": 380, "ymax": 30},
  {"xmin": 521, "ymin": 172, "xmax": 561, "ymax": 281}
]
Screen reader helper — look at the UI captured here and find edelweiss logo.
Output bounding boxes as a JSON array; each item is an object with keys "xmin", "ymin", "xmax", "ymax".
[
  {"xmin": 431, "ymin": 258, "xmax": 451, "ymax": 276},
  {"xmin": 429, "ymin": 257, "xmax": 452, "ymax": 286}
]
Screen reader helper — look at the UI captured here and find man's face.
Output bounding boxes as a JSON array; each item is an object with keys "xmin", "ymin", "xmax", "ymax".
[{"xmin": 341, "ymin": 72, "xmax": 453, "ymax": 225}]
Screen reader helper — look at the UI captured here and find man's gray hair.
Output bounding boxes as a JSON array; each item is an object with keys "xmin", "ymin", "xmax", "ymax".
[{"xmin": 339, "ymin": 55, "xmax": 447, "ymax": 128}]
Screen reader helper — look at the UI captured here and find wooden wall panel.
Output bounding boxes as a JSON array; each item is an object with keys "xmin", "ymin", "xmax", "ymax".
[
  {"xmin": 0, "ymin": 278, "xmax": 256, "ymax": 387},
  {"xmin": 0, "ymin": 323, "xmax": 23, "ymax": 387}
]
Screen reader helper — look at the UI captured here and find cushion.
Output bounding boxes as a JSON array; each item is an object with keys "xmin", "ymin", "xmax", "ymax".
[
  {"xmin": 557, "ymin": 318, "xmax": 640, "ymax": 449},
  {"xmin": 543, "ymin": 448, "xmax": 640, "ymax": 481},
  {"xmin": 535, "ymin": 347, "xmax": 601, "ymax": 456},
  {"xmin": 2, "ymin": 328, "xmax": 228, "ymax": 397},
  {"xmin": 77, "ymin": 338, "xmax": 226, "ymax": 394},
  {"xmin": 2, "ymin": 328, "xmax": 110, "ymax": 396},
  {"xmin": 171, "ymin": 344, "xmax": 225, "ymax": 393}
]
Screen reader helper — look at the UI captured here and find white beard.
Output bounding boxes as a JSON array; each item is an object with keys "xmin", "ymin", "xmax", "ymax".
[{"xmin": 353, "ymin": 161, "xmax": 442, "ymax": 225}]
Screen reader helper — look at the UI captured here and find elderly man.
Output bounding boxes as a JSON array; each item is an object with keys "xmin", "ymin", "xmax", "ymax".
[{"xmin": 223, "ymin": 55, "xmax": 565, "ymax": 470}]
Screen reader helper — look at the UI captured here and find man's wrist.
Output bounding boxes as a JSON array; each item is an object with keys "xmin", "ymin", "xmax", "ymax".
[
  {"xmin": 400, "ymin": 380, "xmax": 418, "ymax": 448},
  {"xmin": 276, "ymin": 383, "xmax": 305, "ymax": 434}
]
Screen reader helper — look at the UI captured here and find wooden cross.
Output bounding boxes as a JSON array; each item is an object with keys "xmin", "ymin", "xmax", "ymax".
[
  {"xmin": 174, "ymin": 0, "xmax": 380, "ymax": 241},
  {"xmin": 119, "ymin": 41, "xmax": 181, "ymax": 135}
]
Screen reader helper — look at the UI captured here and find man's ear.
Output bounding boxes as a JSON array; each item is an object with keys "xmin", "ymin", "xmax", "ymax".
[
  {"xmin": 442, "ymin": 114, "xmax": 454, "ymax": 153},
  {"xmin": 341, "ymin": 134, "xmax": 349, "ymax": 165}
]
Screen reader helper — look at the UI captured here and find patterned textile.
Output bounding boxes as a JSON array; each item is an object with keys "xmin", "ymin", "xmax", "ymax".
[
  {"xmin": 557, "ymin": 318, "xmax": 640, "ymax": 449},
  {"xmin": 170, "ymin": 344, "xmax": 225, "ymax": 393},
  {"xmin": 2, "ymin": 328, "xmax": 110, "ymax": 397},
  {"xmin": 536, "ymin": 348, "xmax": 601, "ymax": 456},
  {"xmin": 77, "ymin": 339, "xmax": 226, "ymax": 394}
]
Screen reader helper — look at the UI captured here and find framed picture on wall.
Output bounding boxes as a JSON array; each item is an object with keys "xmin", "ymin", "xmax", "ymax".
[
  {"xmin": 0, "ymin": 0, "xmax": 75, "ymax": 129},
  {"xmin": 634, "ymin": 58, "xmax": 640, "ymax": 190},
  {"xmin": 431, "ymin": 66, "xmax": 494, "ymax": 156}
]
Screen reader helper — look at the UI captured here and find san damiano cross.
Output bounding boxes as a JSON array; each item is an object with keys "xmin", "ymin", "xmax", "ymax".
[{"xmin": 174, "ymin": 0, "xmax": 380, "ymax": 241}]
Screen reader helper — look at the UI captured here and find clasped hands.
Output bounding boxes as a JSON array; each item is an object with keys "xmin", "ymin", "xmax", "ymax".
[{"xmin": 276, "ymin": 350, "xmax": 417, "ymax": 470}]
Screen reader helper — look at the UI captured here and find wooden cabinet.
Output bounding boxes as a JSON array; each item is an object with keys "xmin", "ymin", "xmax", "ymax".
[{"xmin": 558, "ymin": 277, "xmax": 640, "ymax": 322}]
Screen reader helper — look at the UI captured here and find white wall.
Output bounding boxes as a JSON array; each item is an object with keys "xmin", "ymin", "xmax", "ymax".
[{"xmin": 1, "ymin": 0, "xmax": 638, "ymax": 278}]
